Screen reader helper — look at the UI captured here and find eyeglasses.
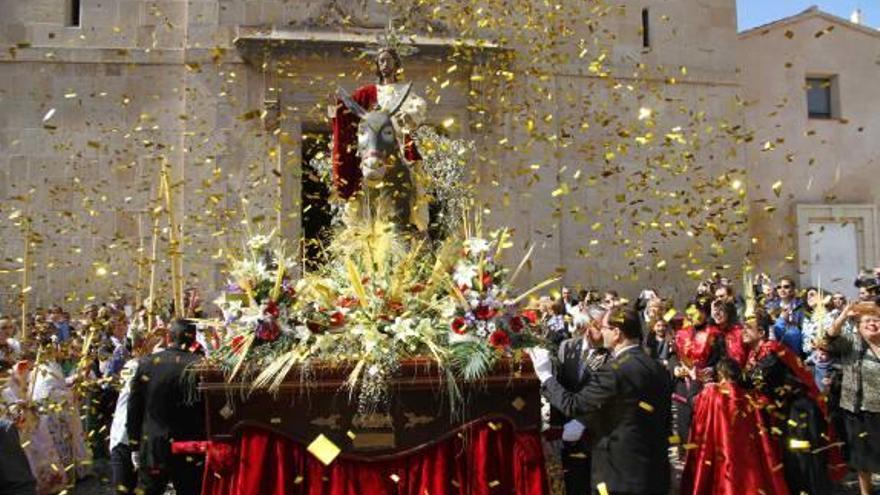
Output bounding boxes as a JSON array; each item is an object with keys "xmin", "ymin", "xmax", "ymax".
[{"xmin": 778, "ymin": 284, "xmax": 792, "ymax": 289}]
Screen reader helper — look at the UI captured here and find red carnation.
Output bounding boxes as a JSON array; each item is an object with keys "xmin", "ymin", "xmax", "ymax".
[
  {"xmin": 474, "ymin": 305, "xmax": 497, "ymax": 321},
  {"xmin": 255, "ymin": 319, "xmax": 280, "ymax": 342},
  {"xmin": 337, "ymin": 296, "xmax": 358, "ymax": 308},
  {"xmin": 509, "ymin": 315, "xmax": 524, "ymax": 333},
  {"xmin": 329, "ymin": 311, "xmax": 345, "ymax": 327},
  {"xmin": 481, "ymin": 272, "xmax": 493, "ymax": 287},
  {"xmin": 264, "ymin": 300, "xmax": 280, "ymax": 318},
  {"xmin": 386, "ymin": 300, "xmax": 404, "ymax": 314},
  {"xmin": 230, "ymin": 335, "xmax": 246, "ymax": 354},
  {"xmin": 522, "ymin": 310, "xmax": 539, "ymax": 324},
  {"xmin": 488, "ymin": 330, "xmax": 511, "ymax": 349},
  {"xmin": 451, "ymin": 316, "xmax": 468, "ymax": 335}
]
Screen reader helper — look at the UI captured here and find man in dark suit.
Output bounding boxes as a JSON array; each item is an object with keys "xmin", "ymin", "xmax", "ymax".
[
  {"xmin": 127, "ymin": 319, "xmax": 205, "ymax": 495},
  {"xmin": 0, "ymin": 419, "xmax": 36, "ymax": 495},
  {"xmin": 551, "ymin": 308, "xmax": 610, "ymax": 495},
  {"xmin": 530, "ymin": 307, "xmax": 672, "ymax": 495}
]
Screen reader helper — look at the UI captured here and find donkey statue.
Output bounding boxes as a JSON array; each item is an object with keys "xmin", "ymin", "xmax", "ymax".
[{"xmin": 336, "ymin": 83, "xmax": 417, "ymax": 231}]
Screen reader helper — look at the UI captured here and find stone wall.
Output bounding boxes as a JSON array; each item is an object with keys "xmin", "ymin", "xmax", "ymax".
[
  {"xmin": 740, "ymin": 11, "xmax": 880, "ymax": 283},
  {"xmin": 0, "ymin": 0, "xmax": 748, "ymax": 311}
]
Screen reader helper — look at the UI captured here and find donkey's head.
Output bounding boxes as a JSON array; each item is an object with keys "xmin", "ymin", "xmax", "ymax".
[{"xmin": 337, "ymin": 83, "xmax": 412, "ymax": 186}]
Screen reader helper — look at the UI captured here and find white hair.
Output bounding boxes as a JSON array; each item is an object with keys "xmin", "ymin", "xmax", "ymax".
[
  {"xmin": 573, "ymin": 305, "xmax": 607, "ymax": 329},
  {"xmin": 572, "ymin": 313, "xmax": 591, "ymax": 329}
]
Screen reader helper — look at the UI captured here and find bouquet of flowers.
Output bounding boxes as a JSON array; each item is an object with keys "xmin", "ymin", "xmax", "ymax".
[
  {"xmin": 214, "ymin": 230, "xmax": 302, "ymax": 379},
  {"xmin": 446, "ymin": 231, "xmax": 551, "ymax": 380}
]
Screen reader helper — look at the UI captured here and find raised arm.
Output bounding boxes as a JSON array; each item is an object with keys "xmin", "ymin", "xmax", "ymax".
[{"xmin": 827, "ymin": 302, "xmax": 855, "ymax": 338}]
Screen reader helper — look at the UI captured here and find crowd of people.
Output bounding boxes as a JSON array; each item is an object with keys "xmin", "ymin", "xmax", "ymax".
[
  {"xmin": 531, "ymin": 268, "xmax": 880, "ymax": 495},
  {"xmin": 0, "ymin": 293, "xmax": 208, "ymax": 495},
  {"xmin": 1, "ymin": 269, "xmax": 878, "ymax": 495}
]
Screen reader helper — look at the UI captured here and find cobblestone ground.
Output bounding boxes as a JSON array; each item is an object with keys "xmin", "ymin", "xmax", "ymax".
[{"xmin": 67, "ymin": 455, "xmax": 872, "ymax": 495}]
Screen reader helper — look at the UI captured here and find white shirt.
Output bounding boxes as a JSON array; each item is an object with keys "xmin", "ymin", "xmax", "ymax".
[
  {"xmin": 109, "ymin": 359, "xmax": 139, "ymax": 450},
  {"xmin": 0, "ymin": 337, "xmax": 21, "ymax": 362}
]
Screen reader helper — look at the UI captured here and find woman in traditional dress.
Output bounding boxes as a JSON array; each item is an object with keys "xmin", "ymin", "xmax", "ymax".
[
  {"xmin": 743, "ymin": 307, "xmax": 847, "ymax": 495},
  {"xmin": 680, "ymin": 357, "xmax": 790, "ymax": 495},
  {"xmin": 1, "ymin": 360, "xmax": 67, "ymax": 494},
  {"xmin": 707, "ymin": 298, "xmax": 747, "ymax": 368},
  {"xmin": 822, "ymin": 300, "xmax": 880, "ymax": 495},
  {"xmin": 671, "ymin": 298, "xmax": 723, "ymax": 448},
  {"xmin": 31, "ymin": 343, "xmax": 92, "ymax": 481}
]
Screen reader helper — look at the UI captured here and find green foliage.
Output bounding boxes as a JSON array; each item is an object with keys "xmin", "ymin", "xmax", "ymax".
[{"xmin": 450, "ymin": 341, "xmax": 497, "ymax": 382}]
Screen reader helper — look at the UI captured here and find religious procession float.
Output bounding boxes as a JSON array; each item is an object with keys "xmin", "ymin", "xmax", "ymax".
[{"xmin": 186, "ymin": 31, "xmax": 554, "ymax": 495}]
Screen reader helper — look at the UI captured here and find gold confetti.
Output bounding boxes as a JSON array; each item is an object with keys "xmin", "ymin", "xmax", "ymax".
[
  {"xmin": 771, "ymin": 180, "xmax": 782, "ymax": 197},
  {"xmin": 307, "ymin": 434, "xmax": 341, "ymax": 466}
]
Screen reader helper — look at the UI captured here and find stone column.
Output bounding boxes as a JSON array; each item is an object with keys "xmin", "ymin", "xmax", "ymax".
[{"xmin": 277, "ymin": 86, "xmax": 302, "ymax": 256}]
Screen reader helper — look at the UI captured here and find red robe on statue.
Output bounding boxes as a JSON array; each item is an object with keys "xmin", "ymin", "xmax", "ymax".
[{"xmin": 331, "ymin": 84, "xmax": 422, "ymax": 200}]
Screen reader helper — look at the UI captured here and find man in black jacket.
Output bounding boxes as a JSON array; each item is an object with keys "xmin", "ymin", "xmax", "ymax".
[
  {"xmin": 127, "ymin": 319, "xmax": 205, "ymax": 495},
  {"xmin": 530, "ymin": 307, "xmax": 671, "ymax": 495},
  {"xmin": 551, "ymin": 309, "xmax": 610, "ymax": 495},
  {"xmin": 0, "ymin": 419, "xmax": 36, "ymax": 495}
]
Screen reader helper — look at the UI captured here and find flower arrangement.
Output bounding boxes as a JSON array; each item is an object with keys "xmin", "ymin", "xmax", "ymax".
[
  {"xmin": 212, "ymin": 212, "xmax": 556, "ymax": 414},
  {"xmin": 446, "ymin": 232, "xmax": 552, "ymax": 381}
]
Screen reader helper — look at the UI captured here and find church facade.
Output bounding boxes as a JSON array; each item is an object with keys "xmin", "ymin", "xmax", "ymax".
[{"xmin": 0, "ymin": 0, "xmax": 820, "ymax": 309}]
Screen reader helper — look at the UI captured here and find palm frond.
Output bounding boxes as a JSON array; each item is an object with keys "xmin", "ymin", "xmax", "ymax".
[
  {"xmin": 450, "ymin": 341, "xmax": 496, "ymax": 382},
  {"xmin": 229, "ymin": 333, "xmax": 256, "ymax": 381},
  {"xmin": 251, "ymin": 348, "xmax": 302, "ymax": 392}
]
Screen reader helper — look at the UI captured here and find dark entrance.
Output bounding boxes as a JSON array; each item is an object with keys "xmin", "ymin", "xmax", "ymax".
[{"xmin": 301, "ymin": 130, "xmax": 333, "ymax": 270}]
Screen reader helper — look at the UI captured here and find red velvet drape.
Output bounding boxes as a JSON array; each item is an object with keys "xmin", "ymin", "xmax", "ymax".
[{"xmin": 201, "ymin": 420, "xmax": 548, "ymax": 495}]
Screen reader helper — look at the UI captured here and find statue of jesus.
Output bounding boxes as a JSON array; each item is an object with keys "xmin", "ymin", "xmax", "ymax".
[{"xmin": 331, "ymin": 46, "xmax": 428, "ymax": 231}]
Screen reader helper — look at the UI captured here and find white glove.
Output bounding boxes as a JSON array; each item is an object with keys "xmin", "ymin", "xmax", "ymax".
[
  {"xmin": 131, "ymin": 451, "xmax": 140, "ymax": 471},
  {"xmin": 527, "ymin": 347, "xmax": 553, "ymax": 383},
  {"xmin": 562, "ymin": 420, "xmax": 585, "ymax": 442}
]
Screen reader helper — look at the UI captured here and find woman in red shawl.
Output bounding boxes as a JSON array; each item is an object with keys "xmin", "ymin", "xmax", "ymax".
[
  {"xmin": 708, "ymin": 299, "xmax": 748, "ymax": 368},
  {"xmin": 671, "ymin": 298, "xmax": 724, "ymax": 450},
  {"xmin": 742, "ymin": 307, "xmax": 847, "ymax": 494}
]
